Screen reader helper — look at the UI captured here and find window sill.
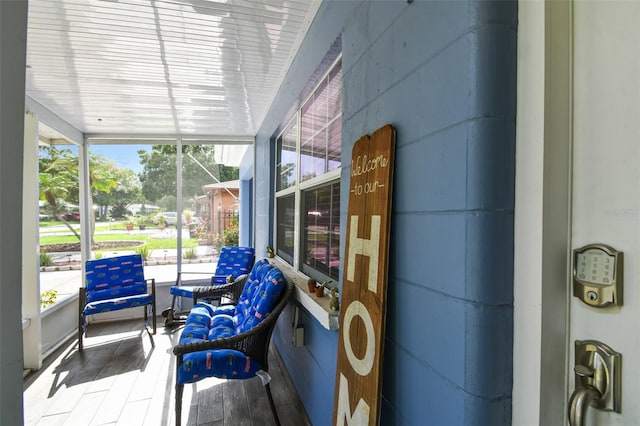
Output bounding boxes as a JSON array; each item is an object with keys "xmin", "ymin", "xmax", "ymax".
[{"xmin": 268, "ymin": 257, "xmax": 339, "ymax": 331}]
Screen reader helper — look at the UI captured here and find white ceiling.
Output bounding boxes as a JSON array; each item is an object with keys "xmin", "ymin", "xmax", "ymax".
[{"xmin": 25, "ymin": 0, "xmax": 321, "ymax": 140}]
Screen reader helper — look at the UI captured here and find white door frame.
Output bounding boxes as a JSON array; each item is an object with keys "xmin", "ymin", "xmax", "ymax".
[{"xmin": 513, "ymin": 0, "xmax": 573, "ymax": 424}]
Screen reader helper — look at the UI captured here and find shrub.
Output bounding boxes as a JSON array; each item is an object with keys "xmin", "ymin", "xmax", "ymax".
[
  {"xmin": 210, "ymin": 233, "xmax": 222, "ymax": 250},
  {"xmin": 40, "ymin": 251, "xmax": 53, "ymax": 266},
  {"xmin": 134, "ymin": 244, "xmax": 150, "ymax": 261},
  {"xmin": 41, "ymin": 289, "xmax": 58, "ymax": 309},
  {"xmin": 222, "ymin": 219, "xmax": 239, "ymax": 247},
  {"xmin": 183, "ymin": 209, "xmax": 194, "ymax": 225},
  {"xmin": 184, "ymin": 248, "xmax": 197, "ymax": 259}
]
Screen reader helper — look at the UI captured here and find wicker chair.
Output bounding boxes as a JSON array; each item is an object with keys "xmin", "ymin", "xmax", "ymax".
[
  {"xmin": 172, "ymin": 260, "xmax": 293, "ymax": 426},
  {"xmin": 163, "ymin": 246, "xmax": 255, "ymax": 327},
  {"xmin": 189, "ymin": 273, "xmax": 248, "ymax": 306}
]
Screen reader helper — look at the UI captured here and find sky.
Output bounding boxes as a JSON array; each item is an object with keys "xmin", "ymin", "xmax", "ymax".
[{"xmin": 89, "ymin": 145, "xmax": 150, "ymax": 173}]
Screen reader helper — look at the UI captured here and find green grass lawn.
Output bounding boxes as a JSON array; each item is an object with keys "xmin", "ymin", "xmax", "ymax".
[
  {"xmin": 40, "ymin": 233, "xmax": 198, "ymax": 250},
  {"xmin": 39, "ymin": 221, "xmax": 129, "ymax": 234}
]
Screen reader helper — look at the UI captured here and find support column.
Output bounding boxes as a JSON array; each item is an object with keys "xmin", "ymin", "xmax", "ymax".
[
  {"xmin": 79, "ymin": 141, "xmax": 92, "ymax": 269},
  {"xmin": 22, "ymin": 111, "xmax": 43, "ymax": 370},
  {"xmin": 0, "ymin": 0, "xmax": 28, "ymax": 424},
  {"xmin": 176, "ymin": 138, "xmax": 183, "ymax": 271}
]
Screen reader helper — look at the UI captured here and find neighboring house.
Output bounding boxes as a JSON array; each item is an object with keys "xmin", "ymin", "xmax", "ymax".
[{"xmin": 200, "ymin": 180, "xmax": 239, "ymax": 235}]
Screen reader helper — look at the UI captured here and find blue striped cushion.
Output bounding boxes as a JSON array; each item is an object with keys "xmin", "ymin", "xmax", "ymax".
[
  {"xmin": 85, "ymin": 254, "xmax": 148, "ymax": 304},
  {"xmin": 176, "ymin": 259, "xmax": 285, "ymax": 384}
]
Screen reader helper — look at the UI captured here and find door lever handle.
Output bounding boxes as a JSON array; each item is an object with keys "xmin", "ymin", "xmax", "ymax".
[
  {"xmin": 568, "ymin": 340, "xmax": 622, "ymax": 426},
  {"xmin": 569, "ymin": 386, "xmax": 601, "ymax": 426}
]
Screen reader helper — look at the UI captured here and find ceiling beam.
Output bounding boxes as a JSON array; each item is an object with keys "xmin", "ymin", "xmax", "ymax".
[
  {"xmin": 25, "ymin": 96, "xmax": 83, "ymax": 145},
  {"xmin": 84, "ymin": 134, "xmax": 254, "ymax": 145}
]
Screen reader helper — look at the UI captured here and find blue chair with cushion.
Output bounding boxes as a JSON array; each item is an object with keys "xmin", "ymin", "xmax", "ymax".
[
  {"xmin": 163, "ymin": 246, "xmax": 255, "ymax": 327},
  {"xmin": 79, "ymin": 254, "xmax": 156, "ymax": 351},
  {"xmin": 172, "ymin": 259, "xmax": 293, "ymax": 426}
]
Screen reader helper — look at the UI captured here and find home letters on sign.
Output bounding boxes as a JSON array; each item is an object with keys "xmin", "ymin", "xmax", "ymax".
[{"xmin": 333, "ymin": 124, "xmax": 395, "ymax": 426}]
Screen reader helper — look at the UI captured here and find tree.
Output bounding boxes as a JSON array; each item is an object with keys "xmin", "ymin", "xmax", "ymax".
[
  {"xmin": 39, "ymin": 171, "xmax": 72, "ymax": 221},
  {"xmin": 39, "ymin": 147, "xmax": 120, "ymax": 242},
  {"xmin": 39, "ymin": 147, "xmax": 80, "ymax": 238},
  {"xmin": 138, "ymin": 145, "xmax": 239, "ymax": 207},
  {"xmin": 93, "ymin": 168, "xmax": 144, "ymax": 219}
]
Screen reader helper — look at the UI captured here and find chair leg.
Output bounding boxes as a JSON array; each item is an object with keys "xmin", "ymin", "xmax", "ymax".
[
  {"xmin": 175, "ymin": 383, "xmax": 184, "ymax": 426},
  {"xmin": 78, "ymin": 288, "xmax": 85, "ymax": 352},
  {"xmin": 152, "ymin": 299, "xmax": 157, "ymax": 334},
  {"xmin": 164, "ymin": 307, "xmax": 175, "ymax": 327},
  {"xmin": 144, "ymin": 304, "xmax": 157, "ymax": 335},
  {"xmin": 175, "ymin": 291, "xmax": 185, "ymax": 315},
  {"xmin": 163, "ymin": 295, "xmax": 178, "ymax": 327},
  {"xmin": 265, "ymin": 382, "xmax": 281, "ymax": 426},
  {"xmin": 78, "ymin": 315, "xmax": 83, "ymax": 352}
]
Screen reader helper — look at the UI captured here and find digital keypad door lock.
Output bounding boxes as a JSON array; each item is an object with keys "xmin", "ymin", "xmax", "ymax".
[{"xmin": 573, "ymin": 244, "xmax": 623, "ymax": 307}]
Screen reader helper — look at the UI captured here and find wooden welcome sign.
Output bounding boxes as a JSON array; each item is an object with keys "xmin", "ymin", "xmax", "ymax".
[{"xmin": 333, "ymin": 124, "xmax": 395, "ymax": 425}]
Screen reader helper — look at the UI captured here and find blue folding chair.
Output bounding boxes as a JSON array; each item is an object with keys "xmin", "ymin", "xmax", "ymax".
[
  {"xmin": 162, "ymin": 246, "xmax": 255, "ymax": 327},
  {"xmin": 79, "ymin": 254, "xmax": 156, "ymax": 351}
]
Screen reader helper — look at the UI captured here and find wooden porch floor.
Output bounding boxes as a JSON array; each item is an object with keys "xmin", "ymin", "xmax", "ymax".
[{"xmin": 23, "ymin": 318, "xmax": 310, "ymax": 426}]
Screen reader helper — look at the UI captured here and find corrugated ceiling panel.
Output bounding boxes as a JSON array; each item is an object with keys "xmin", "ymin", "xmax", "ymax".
[{"xmin": 26, "ymin": 0, "xmax": 321, "ymax": 137}]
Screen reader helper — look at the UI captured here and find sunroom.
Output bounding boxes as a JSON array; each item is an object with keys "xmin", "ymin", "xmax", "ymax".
[{"xmin": 2, "ymin": 0, "xmax": 521, "ymax": 425}]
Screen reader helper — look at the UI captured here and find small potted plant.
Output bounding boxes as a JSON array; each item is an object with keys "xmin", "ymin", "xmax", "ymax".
[
  {"xmin": 137, "ymin": 215, "xmax": 148, "ymax": 230},
  {"xmin": 329, "ymin": 287, "xmax": 340, "ymax": 312},
  {"xmin": 125, "ymin": 216, "xmax": 135, "ymax": 231},
  {"xmin": 307, "ymin": 278, "xmax": 317, "ymax": 293},
  {"xmin": 315, "ymin": 280, "xmax": 333, "ymax": 298}
]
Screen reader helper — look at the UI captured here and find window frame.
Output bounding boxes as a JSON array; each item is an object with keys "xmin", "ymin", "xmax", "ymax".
[{"xmin": 274, "ymin": 55, "xmax": 342, "ymax": 282}]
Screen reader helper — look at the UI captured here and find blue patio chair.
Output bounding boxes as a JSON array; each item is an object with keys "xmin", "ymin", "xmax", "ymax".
[
  {"xmin": 79, "ymin": 254, "xmax": 156, "ymax": 351},
  {"xmin": 163, "ymin": 246, "xmax": 255, "ymax": 327},
  {"xmin": 172, "ymin": 259, "xmax": 293, "ymax": 426}
]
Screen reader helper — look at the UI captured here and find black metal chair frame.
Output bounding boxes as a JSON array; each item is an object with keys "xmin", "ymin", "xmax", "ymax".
[
  {"xmin": 172, "ymin": 276, "xmax": 294, "ymax": 426},
  {"xmin": 78, "ymin": 278, "xmax": 156, "ymax": 352},
  {"xmin": 163, "ymin": 254, "xmax": 255, "ymax": 327}
]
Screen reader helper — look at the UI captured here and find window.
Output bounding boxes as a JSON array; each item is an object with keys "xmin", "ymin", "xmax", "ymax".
[
  {"xmin": 276, "ymin": 119, "xmax": 297, "ymax": 191},
  {"xmin": 302, "ymin": 182, "xmax": 340, "ymax": 281},
  {"xmin": 275, "ymin": 56, "xmax": 342, "ymax": 282},
  {"xmin": 276, "ymin": 194, "xmax": 295, "ymax": 263}
]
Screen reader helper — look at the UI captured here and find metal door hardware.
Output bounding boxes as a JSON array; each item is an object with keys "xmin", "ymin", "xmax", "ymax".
[
  {"xmin": 573, "ymin": 244, "xmax": 623, "ymax": 307},
  {"xmin": 568, "ymin": 340, "xmax": 621, "ymax": 425}
]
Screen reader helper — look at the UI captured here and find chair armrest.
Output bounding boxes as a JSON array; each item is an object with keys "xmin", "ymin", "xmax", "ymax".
[
  {"xmin": 191, "ymin": 274, "xmax": 248, "ymax": 304},
  {"xmin": 175, "ymin": 271, "xmax": 217, "ymax": 286}
]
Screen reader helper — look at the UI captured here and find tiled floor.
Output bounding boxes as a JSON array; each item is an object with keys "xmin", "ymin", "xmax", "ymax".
[{"xmin": 23, "ymin": 318, "xmax": 310, "ymax": 426}]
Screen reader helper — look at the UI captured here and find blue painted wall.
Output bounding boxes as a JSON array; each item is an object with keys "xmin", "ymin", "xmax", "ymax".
[
  {"xmin": 272, "ymin": 305, "xmax": 339, "ymax": 425},
  {"xmin": 252, "ymin": 1, "xmax": 517, "ymax": 424}
]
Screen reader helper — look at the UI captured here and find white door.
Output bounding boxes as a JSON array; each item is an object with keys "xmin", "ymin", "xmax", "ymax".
[{"xmin": 569, "ymin": 1, "xmax": 640, "ymax": 424}]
